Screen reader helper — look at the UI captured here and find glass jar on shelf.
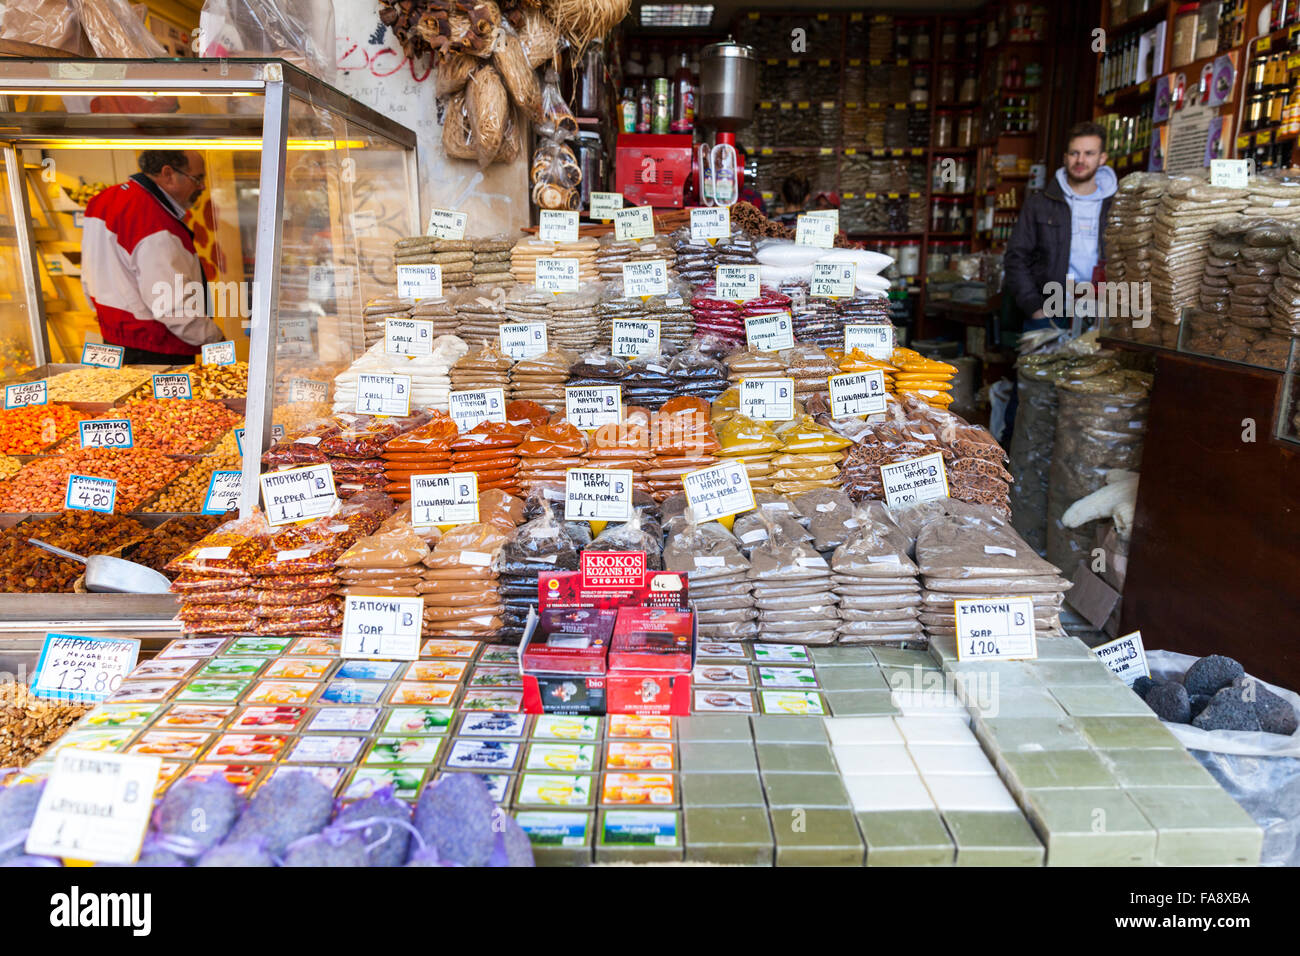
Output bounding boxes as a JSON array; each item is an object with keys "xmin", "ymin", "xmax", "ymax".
[
  {"xmin": 957, "ymin": 111, "xmax": 977, "ymax": 147},
  {"xmin": 935, "ymin": 110, "xmax": 954, "ymax": 147}
]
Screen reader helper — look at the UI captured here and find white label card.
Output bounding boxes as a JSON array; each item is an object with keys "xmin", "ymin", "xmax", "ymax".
[
  {"xmin": 201, "ymin": 340, "xmax": 237, "ymax": 366},
  {"xmin": 426, "ymin": 207, "xmax": 468, "ymax": 239},
  {"xmin": 152, "ymin": 373, "xmax": 192, "ymax": 400},
  {"xmin": 26, "ymin": 750, "xmax": 161, "ymax": 864},
  {"xmin": 538, "ymin": 209, "xmax": 579, "ymax": 243},
  {"xmin": 449, "ymin": 388, "xmax": 507, "ymax": 432},
  {"xmin": 355, "ymin": 373, "xmax": 411, "ymax": 417},
  {"xmin": 589, "ymin": 192, "xmax": 623, "ymax": 221},
  {"xmin": 683, "ymin": 459, "xmax": 756, "ymax": 523},
  {"xmin": 614, "ymin": 205, "xmax": 655, "ymax": 241},
  {"xmin": 796, "ymin": 213, "xmax": 836, "ymax": 248},
  {"xmin": 289, "ymin": 378, "xmax": 328, "ymax": 403},
  {"xmin": 716, "ymin": 265, "xmax": 760, "ymax": 301},
  {"xmin": 565, "ymin": 468, "xmax": 633, "ymax": 521},
  {"xmin": 202, "ymin": 470, "xmax": 242, "ymax": 515},
  {"xmin": 811, "ymin": 262, "xmax": 857, "ymax": 298},
  {"xmin": 739, "ymin": 378, "xmax": 796, "ymax": 421},
  {"xmin": 385, "ymin": 318, "xmax": 435, "ymax": 356},
  {"xmin": 880, "ymin": 452, "xmax": 949, "ymax": 508},
  {"xmin": 260, "ymin": 463, "xmax": 338, "ymax": 526},
  {"xmin": 1092, "ymin": 630, "xmax": 1150, "ymax": 685},
  {"xmin": 397, "ymin": 264, "xmax": 443, "ymax": 301},
  {"xmin": 955, "ymin": 596, "xmax": 1037, "ymax": 661},
  {"xmin": 1209, "ymin": 159, "xmax": 1250, "ymax": 189},
  {"xmin": 828, "ymin": 370, "xmax": 888, "ymax": 418},
  {"xmin": 745, "ymin": 311, "xmax": 794, "ymax": 352},
  {"xmin": 611, "ymin": 318, "xmax": 661, "ymax": 357},
  {"xmin": 536, "ymin": 257, "xmax": 580, "ymax": 293},
  {"xmin": 622, "ymin": 260, "xmax": 669, "ymax": 298},
  {"xmin": 341, "ymin": 595, "xmax": 424, "ymax": 660},
  {"xmin": 81, "ymin": 342, "xmax": 124, "ymax": 369},
  {"xmin": 79, "ymin": 419, "xmax": 133, "ymax": 450},
  {"xmin": 691, "ymin": 206, "xmax": 730, "ymax": 242},
  {"xmin": 279, "ymin": 316, "xmax": 312, "ymax": 356},
  {"xmin": 499, "ymin": 322, "xmax": 547, "ymax": 360},
  {"xmin": 845, "ymin": 324, "xmax": 895, "ymax": 360},
  {"xmin": 32, "ymin": 633, "xmax": 140, "ymax": 703},
  {"xmin": 65, "ymin": 474, "xmax": 116, "ymax": 513},
  {"xmin": 410, "ymin": 472, "xmax": 479, "ymax": 527},
  {"xmin": 565, "ymin": 385, "xmax": 622, "ymax": 430},
  {"xmin": 5, "ymin": 380, "xmax": 47, "ymax": 409}
]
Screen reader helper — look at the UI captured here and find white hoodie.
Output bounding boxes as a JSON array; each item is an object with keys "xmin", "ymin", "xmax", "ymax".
[{"xmin": 1056, "ymin": 164, "xmax": 1118, "ymax": 284}]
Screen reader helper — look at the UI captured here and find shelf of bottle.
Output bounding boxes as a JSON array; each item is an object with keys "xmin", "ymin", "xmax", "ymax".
[{"xmin": 1109, "ymin": 0, "xmax": 1170, "ymax": 33}]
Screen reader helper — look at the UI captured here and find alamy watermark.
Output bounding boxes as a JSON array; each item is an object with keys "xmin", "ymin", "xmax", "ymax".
[
  {"xmin": 1041, "ymin": 278, "xmax": 1151, "ymax": 329},
  {"xmin": 151, "ymin": 277, "xmax": 257, "ymax": 326}
]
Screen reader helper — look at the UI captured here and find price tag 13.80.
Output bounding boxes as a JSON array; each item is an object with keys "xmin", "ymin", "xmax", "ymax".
[
  {"xmin": 614, "ymin": 205, "xmax": 655, "ymax": 241},
  {"xmin": 397, "ymin": 264, "xmax": 443, "ymax": 301},
  {"xmin": 202, "ymin": 469, "xmax": 242, "ymax": 515},
  {"xmin": 355, "ymin": 373, "xmax": 411, "ymax": 417},
  {"xmin": 795, "ymin": 213, "xmax": 836, "ymax": 248},
  {"xmin": 828, "ymin": 370, "xmax": 888, "ymax": 418},
  {"xmin": 811, "ymin": 262, "xmax": 857, "ymax": 298},
  {"xmin": 565, "ymin": 385, "xmax": 622, "ymax": 430},
  {"xmin": 611, "ymin": 318, "xmax": 661, "ymax": 357},
  {"xmin": 536, "ymin": 257, "xmax": 581, "ymax": 293},
  {"xmin": 65, "ymin": 474, "xmax": 117, "ymax": 514},
  {"xmin": 449, "ymin": 388, "xmax": 507, "ymax": 432},
  {"xmin": 538, "ymin": 209, "xmax": 579, "ymax": 243},
  {"xmin": 589, "ymin": 191, "xmax": 624, "ymax": 221},
  {"xmin": 499, "ymin": 322, "xmax": 547, "ymax": 360},
  {"xmin": 565, "ymin": 467, "xmax": 633, "ymax": 521},
  {"xmin": 739, "ymin": 378, "xmax": 795, "ymax": 421},
  {"xmin": 201, "ymin": 340, "xmax": 237, "ymax": 365},
  {"xmin": 81, "ymin": 342, "xmax": 124, "ymax": 369},
  {"xmin": 955, "ymin": 596, "xmax": 1038, "ymax": 662},
  {"xmin": 289, "ymin": 378, "xmax": 328, "ymax": 403},
  {"xmin": 426, "ymin": 207, "xmax": 468, "ymax": 239},
  {"xmin": 845, "ymin": 323, "xmax": 895, "ymax": 360},
  {"xmin": 690, "ymin": 206, "xmax": 731, "ymax": 242},
  {"xmin": 32, "ymin": 633, "xmax": 140, "ymax": 703},
  {"xmin": 410, "ymin": 472, "xmax": 479, "ymax": 527},
  {"xmin": 260, "ymin": 463, "xmax": 338, "ymax": 526},
  {"xmin": 79, "ymin": 419, "xmax": 133, "ymax": 450},
  {"xmin": 745, "ymin": 311, "xmax": 794, "ymax": 352},
  {"xmin": 716, "ymin": 265, "xmax": 760, "ymax": 301},
  {"xmin": 341, "ymin": 595, "xmax": 424, "ymax": 660},
  {"xmin": 26, "ymin": 750, "xmax": 161, "ymax": 864},
  {"xmin": 385, "ymin": 318, "xmax": 434, "ymax": 356},
  {"xmin": 153, "ymin": 373, "xmax": 192, "ymax": 400},
  {"xmin": 5, "ymin": 380, "xmax": 47, "ymax": 409},
  {"xmin": 879, "ymin": 452, "xmax": 949, "ymax": 509},
  {"xmin": 622, "ymin": 260, "xmax": 669, "ymax": 298},
  {"xmin": 683, "ymin": 459, "xmax": 756, "ymax": 523}
]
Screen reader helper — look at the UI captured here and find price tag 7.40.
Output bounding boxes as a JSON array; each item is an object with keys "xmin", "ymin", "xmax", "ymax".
[
  {"xmin": 683, "ymin": 459, "xmax": 755, "ymax": 523},
  {"xmin": 81, "ymin": 342, "xmax": 124, "ymax": 369},
  {"xmin": 26, "ymin": 750, "xmax": 161, "ymax": 864},
  {"xmin": 79, "ymin": 419, "xmax": 133, "ymax": 449},
  {"xmin": 341, "ymin": 595, "xmax": 424, "ymax": 660},
  {"xmin": 955, "ymin": 596, "xmax": 1037, "ymax": 661},
  {"xmin": 153, "ymin": 373, "xmax": 192, "ymax": 400},
  {"xmin": 32, "ymin": 633, "xmax": 140, "ymax": 703},
  {"xmin": 410, "ymin": 472, "xmax": 479, "ymax": 527},
  {"xmin": 65, "ymin": 474, "xmax": 116, "ymax": 513},
  {"xmin": 203, "ymin": 470, "xmax": 242, "ymax": 515}
]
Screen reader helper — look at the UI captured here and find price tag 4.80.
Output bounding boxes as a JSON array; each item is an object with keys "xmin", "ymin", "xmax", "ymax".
[
  {"xmin": 32, "ymin": 633, "xmax": 140, "ymax": 703},
  {"xmin": 341, "ymin": 595, "xmax": 424, "ymax": 660},
  {"xmin": 65, "ymin": 474, "xmax": 116, "ymax": 514},
  {"xmin": 410, "ymin": 472, "xmax": 479, "ymax": 527},
  {"xmin": 153, "ymin": 373, "xmax": 192, "ymax": 400},
  {"xmin": 955, "ymin": 596, "xmax": 1037, "ymax": 661}
]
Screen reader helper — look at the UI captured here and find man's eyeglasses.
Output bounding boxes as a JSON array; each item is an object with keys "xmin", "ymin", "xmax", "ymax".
[{"xmin": 170, "ymin": 167, "xmax": 206, "ymax": 188}]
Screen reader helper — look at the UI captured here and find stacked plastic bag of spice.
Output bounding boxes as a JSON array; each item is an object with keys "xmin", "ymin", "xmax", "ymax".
[
  {"xmin": 662, "ymin": 509, "xmax": 757, "ymax": 639},
  {"xmin": 509, "ymin": 346, "xmax": 574, "ymax": 412},
  {"xmin": 831, "ymin": 347, "xmax": 899, "ymax": 394},
  {"xmin": 747, "ymin": 510, "xmax": 839, "ymax": 645},
  {"xmin": 451, "ymin": 287, "xmax": 510, "ymax": 347},
  {"xmin": 419, "ymin": 520, "xmax": 511, "ymax": 639},
  {"xmin": 890, "ymin": 347, "xmax": 957, "ymax": 408},
  {"xmin": 712, "ymin": 408, "xmax": 784, "ymax": 493},
  {"xmin": 645, "ymin": 397, "xmax": 720, "ymax": 502},
  {"xmin": 450, "ymin": 340, "xmax": 513, "ymax": 393},
  {"xmin": 515, "ymin": 416, "xmax": 586, "ymax": 497},
  {"xmin": 394, "ymin": 236, "xmax": 475, "ymax": 289},
  {"xmin": 621, "ymin": 352, "xmax": 677, "ymax": 409},
  {"xmin": 321, "ymin": 412, "xmax": 433, "ymax": 499},
  {"xmin": 671, "ymin": 226, "xmax": 759, "ymax": 286},
  {"xmin": 567, "ymin": 348, "xmax": 626, "ymax": 398},
  {"xmin": 472, "ymin": 236, "xmax": 515, "ymax": 286},
  {"xmin": 168, "ymin": 512, "xmax": 270, "ymax": 635},
  {"xmin": 779, "ymin": 342, "xmax": 838, "ymax": 401},
  {"xmin": 547, "ymin": 286, "xmax": 603, "ymax": 352},
  {"xmin": 362, "ymin": 296, "xmax": 411, "ymax": 349},
  {"xmin": 448, "ymin": 419, "xmax": 528, "ymax": 497},
  {"xmin": 584, "ymin": 406, "xmax": 654, "ymax": 498},
  {"xmin": 336, "ymin": 524, "xmax": 429, "ymax": 598},
  {"xmin": 690, "ymin": 286, "xmax": 745, "ymax": 346},
  {"xmin": 380, "ymin": 411, "xmax": 458, "ymax": 500},
  {"xmin": 828, "ymin": 501, "xmax": 923, "ymax": 645},
  {"xmin": 510, "ymin": 237, "xmax": 599, "ymax": 284},
  {"xmin": 765, "ymin": 416, "xmax": 853, "ymax": 495},
  {"xmin": 411, "ymin": 295, "xmax": 461, "ymax": 337},
  {"xmin": 331, "ymin": 336, "xmax": 468, "ymax": 413},
  {"xmin": 667, "ymin": 340, "xmax": 730, "ymax": 402},
  {"xmin": 724, "ymin": 347, "xmax": 784, "ymax": 385},
  {"xmin": 497, "ymin": 505, "xmax": 580, "ymax": 642},
  {"xmin": 597, "ymin": 280, "xmax": 694, "ymax": 352}
]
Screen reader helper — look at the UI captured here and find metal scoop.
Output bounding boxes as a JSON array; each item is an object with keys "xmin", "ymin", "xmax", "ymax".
[{"xmin": 27, "ymin": 538, "xmax": 173, "ymax": 594}]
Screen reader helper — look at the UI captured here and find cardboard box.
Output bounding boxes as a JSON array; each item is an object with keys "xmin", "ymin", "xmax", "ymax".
[
  {"xmin": 609, "ymin": 607, "xmax": 694, "ymax": 673},
  {"xmin": 1067, "ymin": 560, "xmax": 1122, "ymax": 637},
  {"xmin": 521, "ymin": 608, "xmax": 616, "ymax": 677}
]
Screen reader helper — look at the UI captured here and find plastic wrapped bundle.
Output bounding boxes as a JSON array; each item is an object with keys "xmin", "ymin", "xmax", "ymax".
[
  {"xmin": 584, "ymin": 406, "xmax": 654, "ymax": 498},
  {"xmin": 712, "ymin": 410, "xmax": 783, "ymax": 494},
  {"xmin": 779, "ymin": 342, "xmax": 838, "ymax": 400},
  {"xmin": 380, "ymin": 411, "xmax": 457, "ymax": 500},
  {"xmin": 667, "ymin": 342, "xmax": 729, "ymax": 403},
  {"xmin": 362, "ymin": 296, "xmax": 413, "ymax": 350},
  {"xmin": 830, "ymin": 501, "xmax": 923, "ymax": 645},
  {"xmin": 450, "ymin": 420, "xmax": 528, "ymax": 497},
  {"xmin": 168, "ymin": 512, "xmax": 272, "ymax": 634},
  {"xmin": 451, "ymin": 286, "xmax": 511, "ymax": 347},
  {"xmin": 567, "ymin": 348, "xmax": 626, "ymax": 395},
  {"xmin": 419, "ymin": 522, "xmax": 509, "ymax": 639},
  {"xmin": 597, "ymin": 279, "xmax": 693, "ymax": 352},
  {"xmin": 509, "ymin": 345, "xmax": 575, "ymax": 412},
  {"xmin": 496, "ymin": 506, "xmax": 579, "ymax": 642},
  {"xmin": 585, "ymin": 512, "xmax": 664, "ymax": 569},
  {"xmin": 746, "ymin": 513, "xmax": 839, "ymax": 645},
  {"xmin": 663, "ymin": 518, "xmax": 756, "ymax": 639},
  {"xmin": 472, "ymin": 236, "xmax": 515, "ymax": 286},
  {"xmin": 511, "ymin": 237, "xmax": 599, "ymax": 285},
  {"xmin": 621, "ymin": 353, "xmax": 677, "ymax": 410},
  {"xmin": 547, "ymin": 285, "xmax": 602, "ymax": 352},
  {"xmin": 672, "ymin": 226, "xmax": 759, "ymax": 285},
  {"xmin": 451, "ymin": 340, "xmax": 513, "ymax": 391},
  {"xmin": 411, "ymin": 296, "xmax": 461, "ymax": 337},
  {"xmin": 337, "ymin": 525, "xmax": 429, "ymax": 598},
  {"xmin": 332, "ymin": 337, "xmax": 467, "ymax": 413},
  {"xmin": 646, "ymin": 397, "xmax": 720, "ymax": 501},
  {"xmin": 515, "ymin": 418, "xmax": 586, "ymax": 497}
]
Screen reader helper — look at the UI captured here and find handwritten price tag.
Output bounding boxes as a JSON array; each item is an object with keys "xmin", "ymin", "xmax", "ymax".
[
  {"xmin": 397, "ymin": 264, "xmax": 443, "ymax": 301},
  {"xmin": 614, "ymin": 205, "xmax": 655, "ymax": 241},
  {"xmin": 201, "ymin": 340, "xmax": 237, "ymax": 365},
  {"xmin": 65, "ymin": 474, "xmax": 117, "ymax": 514},
  {"xmin": 32, "ymin": 633, "xmax": 140, "ymax": 703},
  {"xmin": 260, "ymin": 464, "xmax": 338, "ymax": 526},
  {"xmin": 410, "ymin": 472, "xmax": 479, "ymax": 527},
  {"xmin": 79, "ymin": 419, "xmax": 133, "ymax": 449},
  {"xmin": 81, "ymin": 342, "xmax": 124, "ymax": 369},
  {"xmin": 538, "ymin": 210, "xmax": 579, "ymax": 242},
  {"xmin": 426, "ymin": 207, "xmax": 468, "ymax": 239},
  {"xmin": 499, "ymin": 322, "xmax": 547, "ymax": 359},
  {"xmin": 202, "ymin": 470, "xmax": 242, "ymax": 515},
  {"xmin": 5, "ymin": 380, "xmax": 47, "ymax": 409},
  {"xmin": 152, "ymin": 373, "xmax": 192, "ymax": 400}
]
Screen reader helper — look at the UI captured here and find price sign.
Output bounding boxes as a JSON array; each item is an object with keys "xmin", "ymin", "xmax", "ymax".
[
  {"xmin": 622, "ymin": 260, "xmax": 669, "ymax": 298},
  {"xmin": 65, "ymin": 474, "xmax": 117, "ymax": 513},
  {"xmin": 690, "ymin": 206, "xmax": 730, "ymax": 242},
  {"xmin": 449, "ymin": 388, "xmax": 507, "ymax": 432},
  {"xmin": 426, "ymin": 207, "xmax": 468, "ymax": 239},
  {"xmin": 308, "ymin": 263, "xmax": 336, "ymax": 301},
  {"xmin": 589, "ymin": 191, "xmax": 624, "ymax": 221},
  {"xmin": 565, "ymin": 385, "xmax": 622, "ymax": 430},
  {"xmin": 279, "ymin": 316, "xmax": 312, "ymax": 356},
  {"xmin": 716, "ymin": 265, "xmax": 760, "ymax": 301},
  {"xmin": 745, "ymin": 311, "xmax": 794, "ymax": 352},
  {"xmin": 410, "ymin": 472, "xmax": 479, "ymax": 527},
  {"xmin": 538, "ymin": 209, "xmax": 579, "ymax": 243},
  {"xmin": 341, "ymin": 595, "xmax": 424, "ymax": 660},
  {"xmin": 235, "ymin": 427, "xmax": 245, "ymax": 456},
  {"xmin": 355, "ymin": 373, "xmax": 411, "ymax": 417},
  {"xmin": 32, "ymin": 633, "xmax": 140, "ymax": 703},
  {"xmin": 1209, "ymin": 158, "xmax": 1250, "ymax": 189},
  {"xmin": 1092, "ymin": 631, "xmax": 1150, "ymax": 686},
  {"xmin": 611, "ymin": 318, "xmax": 661, "ymax": 357},
  {"xmin": 385, "ymin": 318, "xmax": 435, "ymax": 356},
  {"xmin": 202, "ymin": 470, "xmax": 242, "ymax": 515},
  {"xmin": 954, "ymin": 596, "xmax": 1037, "ymax": 661},
  {"xmin": 565, "ymin": 468, "xmax": 633, "ymax": 521},
  {"xmin": 880, "ymin": 452, "xmax": 949, "ymax": 508},
  {"xmin": 828, "ymin": 370, "xmax": 888, "ymax": 418},
  {"xmin": 397, "ymin": 264, "xmax": 443, "ymax": 301},
  {"xmin": 81, "ymin": 342, "xmax": 124, "ymax": 369},
  {"xmin": 78, "ymin": 419, "xmax": 133, "ymax": 450},
  {"xmin": 614, "ymin": 205, "xmax": 655, "ymax": 241},
  {"xmin": 683, "ymin": 459, "xmax": 755, "ymax": 523},
  {"xmin": 845, "ymin": 323, "xmax": 895, "ymax": 360},
  {"xmin": 536, "ymin": 257, "xmax": 581, "ymax": 293},
  {"xmin": 289, "ymin": 378, "xmax": 328, "ymax": 404},
  {"xmin": 796, "ymin": 213, "xmax": 836, "ymax": 248},
  {"xmin": 25, "ymin": 750, "xmax": 161, "ymax": 864},
  {"xmin": 811, "ymin": 262, "xmax": 857, "ymax": 297},
  {"xmin": 5, "ymin": 380, "xmax": 47, "ymax": 409},
  {"xmin": 201, "ymin": 340, "xmax": 237, "ymax": 365},
  {"xmin": 333, "ymin": 265, "xmax": 356, "ymax": 300},
  {"xmin": 153, "ymin": 373, "xmax": 192, "ymax": 400},
  {"xmin": 260, "ymin": 463, "xmax": 338, "ymax": 526},
  {"xmin": 738, "ymin": 377, "xmax": 795, "ymax": 421},
  {"xmin": 499, "ymin": 322, "xmax": 547, "ymax": 359}
]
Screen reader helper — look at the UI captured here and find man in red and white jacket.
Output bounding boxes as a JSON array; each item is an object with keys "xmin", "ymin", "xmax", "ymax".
[{"xmin": 82, "ymin": 150, "xmax": 224, "ymax": 364}]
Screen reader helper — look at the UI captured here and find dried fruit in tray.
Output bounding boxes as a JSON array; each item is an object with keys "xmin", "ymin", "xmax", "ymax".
[
  {"xmin": 0, "ymin": 448, "xmax": 189, "ymax": 513},
  {"xmin": 60, "ymin": 399, "xmax": 241, "ymax": 455},
  {"xmin": 0, "ymin": 511, "xmax": 149, "ymax": 593},
  {"xmin": 0, "ymin": 404, "xmax": 85, "ymax": 454}
]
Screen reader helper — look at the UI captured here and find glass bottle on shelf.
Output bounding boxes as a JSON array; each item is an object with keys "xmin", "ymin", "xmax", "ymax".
[
  {"xmin": 637, "ymin": 78, "xmax": 653, "ymax": 133},
  {"xmin": 652, "ymin": 77, "xmax": 671, "ymax": 134},
  {"xmin": 671, "ymin": 52, "xmax": 694, "ymax": 133},
  {"xmin": 576, "ymin": 39, "xmax": 606, "ymax": 118}
]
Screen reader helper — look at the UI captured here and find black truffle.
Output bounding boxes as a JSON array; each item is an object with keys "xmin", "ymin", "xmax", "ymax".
[
  {"xmin": 1188, "ymin": 694, "xmax": 1212, "ymax": 720},
  {"xmin": 1184, "ymin": 655, "xmax": 1245, "ymax": 697}
]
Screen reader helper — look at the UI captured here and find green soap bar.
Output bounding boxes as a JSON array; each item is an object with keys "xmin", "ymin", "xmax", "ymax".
[
  {"xmin": 513, "ymin": 810, "xmax": 593, "ymax": 866},
  {"xmin": 975, "ymin": 716, "xmax": 1090, "ymax": 753},
  {"xmin": 1124, "ymin": 787, "xmax": 1262, "ymax": 866},
  {"xmin": 762, "ymin": 772, "xmax": 851, "ymax": 809},
  {"xmin": 1024, "ymin": 789, "xmax": 1156, "ymax": 866},
  {"xmin": 1050, "ymin": 684, "xmax": 1154, "ymax": 718},
  {"xmin": 947, "ymin": 662, "xmax": 1044, "ymax": 689},
  {"xmin": 879, "ymin": 664, "xmax": 948, "ymax": 692},
  {"xmin": 678, "ymin": 740, "xmax": 758, "ymax": 773},
  {"xmin": 1101, "ymin": 749, "xmax": 1220, "ymax": 789},
  {"xmin": 810, "ymin": 646, "xmax": 881, "ymax": 667},
  {"xmin": 824, "ymin": 690, "xmax": 899, "ymax": 716},
  {"xmin": 858, "ymin": 809, "xmax": 954, "ymax": 866},
  {"xmin": 594, "ymin": 809, "xmax": 683, "ymax": 863},
  {"xmin": 684, "ymin": 807, "xmax": 774, "ymax": 865},
  {"xmin": 871, "ymin": 646, "xmax": 940, "ymax": 670},
  {"xmin": 1032, "ymin": 637, "xmax": 1102, "ymax": 661},
  {"xmin": 969, "ymin": 686, "xmax": 1065, "ymax": 719},
  {"xmin": 681, "ymin": 771, "xmax": 768, "ymax": 807},
  {"xmin": 817, "ymin": 667, "xmax": 889, "ymax": 692},
  {"xmin": 1030, "ymin": 660, "xmax": 1124, "ymax": 687},
  {"xmin": 1076, "ymin": 716, "xmax": 1181, "ymax": 750},
  {"xmin": 756, "ymin": 742, "xmax": 838, "ymax": 774},
  {"xmin": 1002, "ymin": 749, "xmax": 1119, "ymax": 791},
  {"xmin": 750, "ymin": 715, "xmax": 830, "ymax": 744},
  {"xmin": 944, "ymin": 810, "xmax": 1045, "ymax": 867},
  {"xmin": 674, "ymin": 716, "xmax": 754, "ymax": 742},
  {"xmin": 771, "ymin": 808, "xmax": 864, "ymax": 865},
  {"xmin": 926, "ymin": 636, "xmax": 960, "ymax": 666}
]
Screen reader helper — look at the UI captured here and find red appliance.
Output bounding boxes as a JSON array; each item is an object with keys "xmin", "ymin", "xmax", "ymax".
[{"xmin": 614, "ymin": 134, "xmax": 694, "ymax": 208}]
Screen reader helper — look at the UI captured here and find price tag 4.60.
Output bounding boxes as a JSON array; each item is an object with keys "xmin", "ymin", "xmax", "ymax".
[{"xmin": 79, "ymin": 419, "xmax": 134, "ymax": 450}]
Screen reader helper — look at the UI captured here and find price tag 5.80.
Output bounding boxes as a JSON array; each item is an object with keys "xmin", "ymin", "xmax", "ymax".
[
  {"xmin": 289, "ymin": 378, "xmax": 328, "ymax": 403},
  {"xmin": 955, "ymin": 596, "xmax": 1037, "ymax": 661},
  {"xmin": 152, "ymin": 373, "xmax": 192, "ymax": 400},
  {"xmin": 410, "ymin": 472, "xmax": 479, "ymax": 527},
  {"xmin": 65, "ymin": 474, "xmax": 116, "ymax": 514}
]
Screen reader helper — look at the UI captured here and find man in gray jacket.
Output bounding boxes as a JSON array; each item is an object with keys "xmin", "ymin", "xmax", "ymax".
[{"xmin": 1004, "ymin": 121, "xmax": 1118, "ymax": 333}]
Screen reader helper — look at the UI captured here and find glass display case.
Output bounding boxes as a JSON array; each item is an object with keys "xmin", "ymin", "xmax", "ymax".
[
  {"xmin": 0, "ymin": 58, "xmax": 418, "ymax": 619},
  {"xmin": 1277, "ymin": 336, "xmax": 1300, "ymax": 447},
  {"xmin": 1177, "ymin": 307, "xmax": 1294, "ymax": 372}
]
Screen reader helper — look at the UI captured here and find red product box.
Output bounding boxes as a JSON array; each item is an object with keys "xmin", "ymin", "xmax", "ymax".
[
  {"xmin": 609, "ymin": 606, "xmax": 694, "ymax": 673},
  {"xmin": 539, "ymin": 552, "xmax": 689, "ymax": 613},
  {"xmin": 520, "ymin": 608, "xmax": 616, "ymax": 676}
]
